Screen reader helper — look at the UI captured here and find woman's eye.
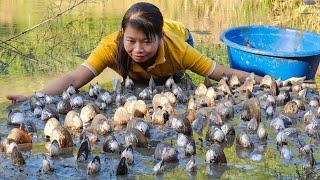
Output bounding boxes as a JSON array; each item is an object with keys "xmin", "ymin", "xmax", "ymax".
[
  {"xmin": 144, "ymin": 40, "xmax": 152, "ymax": 44},
  {"xmin": 127, "ymin": 40, "xmax": 135, "ymax": 43}
]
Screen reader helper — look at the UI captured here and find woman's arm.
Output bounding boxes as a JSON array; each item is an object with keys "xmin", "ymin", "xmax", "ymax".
[
  {"xmin": 6, "ymin": 65, "xmax": 95, "ymax": 103},
  {"xmin": 209, "ymin": 63, "xmax": 262, "ymax": 83},
  {"xmin": 40, "ymin": 65, "xmax": 95, "ymax": 95}
]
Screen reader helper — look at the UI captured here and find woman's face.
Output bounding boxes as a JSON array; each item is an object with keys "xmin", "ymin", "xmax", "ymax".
[{"xmin": 123, "ymin": 25, "xmax": 161, "ymax": 63}]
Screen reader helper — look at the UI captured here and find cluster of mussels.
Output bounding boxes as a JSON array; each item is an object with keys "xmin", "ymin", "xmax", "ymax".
[{"xmin": 2, "ymin": 73, "xmax": 320, "ymax": 177}]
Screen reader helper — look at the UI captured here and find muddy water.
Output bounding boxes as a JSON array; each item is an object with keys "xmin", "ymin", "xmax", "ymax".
[{"xmin": 1, "ymin": 83, "xmax": 320, "ymax": 179}]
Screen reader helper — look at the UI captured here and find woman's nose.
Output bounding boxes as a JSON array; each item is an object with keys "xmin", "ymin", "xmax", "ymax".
[{"xmin": 133, "ymin": 43, "xmax": 144, "ymax": 53}]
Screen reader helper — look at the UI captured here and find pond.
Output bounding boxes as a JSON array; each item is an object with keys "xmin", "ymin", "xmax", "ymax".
[{"xmin": 1, "ymin": 0, "xmax": 320, "ymax": 179}]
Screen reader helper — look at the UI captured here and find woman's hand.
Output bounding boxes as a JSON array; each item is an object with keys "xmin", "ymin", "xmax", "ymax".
[{"xmin": 5, "ymin": 94, "xmax": 28, "ymax": 104}]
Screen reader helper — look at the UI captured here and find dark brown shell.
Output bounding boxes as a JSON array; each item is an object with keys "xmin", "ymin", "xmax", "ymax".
[
  {"xmin": 7, "ymin": 128, "xmax": 32, "ymax": 144},
  {"xmin": 11, "ymin": 146, "xmax": 25, "ymax": 166},
  {"xmin": 242, "ymin": 98, "xmax": 261, "ymax": 123}
]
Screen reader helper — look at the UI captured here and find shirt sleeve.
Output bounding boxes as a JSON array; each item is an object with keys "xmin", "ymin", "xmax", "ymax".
[
  {"xmin": 82, "ymin": 31, "xmax": 119, "ymax": 76},
  {"xmin": 181, "ymin": 45, "xmax": 216, "ymax": 76}
]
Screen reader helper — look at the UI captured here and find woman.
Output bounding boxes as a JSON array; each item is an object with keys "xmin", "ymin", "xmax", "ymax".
[{"xmin": 6, "ymin": 2, "xmax": 261, "ymax": 103}]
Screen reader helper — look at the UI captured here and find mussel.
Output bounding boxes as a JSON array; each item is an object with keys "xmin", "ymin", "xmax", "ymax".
[
  {"xmin": 64, "ymin": 110, "xmax": 83, "ymax": 130},
  {"xmin": 87, "ymin": 156, "xmax": 101, "ymax": 175},
  {"xmin": 205, "ymin": 143, "xmax": 227, "ymax": 164}
]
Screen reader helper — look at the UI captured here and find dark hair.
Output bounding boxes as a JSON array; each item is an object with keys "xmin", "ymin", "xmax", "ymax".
[{"xmin": 116, "ymin": 2, "xmax": 164, "ymax": 79}]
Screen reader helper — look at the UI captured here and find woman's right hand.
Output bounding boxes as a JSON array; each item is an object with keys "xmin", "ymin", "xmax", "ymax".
[{"xmin": 5, "ymin": 94, "xmax": 28, "ymax": 104}]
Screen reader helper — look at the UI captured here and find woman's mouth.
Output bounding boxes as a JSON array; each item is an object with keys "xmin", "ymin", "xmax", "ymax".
[{"xmin": 133, "ymin": 55, "xmax": 145, "ymax": 61}]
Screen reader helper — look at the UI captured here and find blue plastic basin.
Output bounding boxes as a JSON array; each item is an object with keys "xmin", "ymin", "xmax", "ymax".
[{"xmin": 220, "ymin": 25, "xmax": 320, "ymax": 80}]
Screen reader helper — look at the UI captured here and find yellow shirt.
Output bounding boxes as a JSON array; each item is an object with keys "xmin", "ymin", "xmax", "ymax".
[{"xmin": 82, "ymin": 19, "xmax": 216, "ymax": 81}]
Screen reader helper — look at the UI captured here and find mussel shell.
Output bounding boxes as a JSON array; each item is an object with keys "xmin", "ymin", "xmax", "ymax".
[
  {"xmin": 29, "ymin": 96, "xmax": 44, "ymax": 111},
  {"xmin": 247, "ymin": 118, "xmax": 258, "ymax": 131},
  {"xmin": 80, "ymin": 103, "xmax": 100, "ymax": 123},
  {"xmin": 127, "ymin": 118, "xmax": 150, "ymax": 137},
  {"xmin": 206, "ymin": 126, "xmax": 225, "ymax": 143},
  {"xmin": 205, "ymin": 143, "xmax": 227, "ymax": 164},
  {"xmin": 208, "ymin": 109, "xmax": 223, "ymax": 126},
  {"xmin": 116, "ymin": 157, "xmax": 128, "ymax": 175},
  {"xmin": 64, "ymin": 110, "xmax": 83, "ymax": 130},
  {"xmin": 44, "ymin": 118, "xmax": 61, "ymax": 138},
  {"xmin": 169, "ymin": 117, "xmax": 193, "ymax": 136},
  {"xmin": 276, "ymin": 131, "xmax": 288, "ymax": 146},
  {"xmin": 57, "ymin": 100, "xmax": 72, "ymax": 115},
  {"xmin": 98, "ymin": 91, "xmax": 112, "ymax": 104},
  {"xmin": 70, "ymin": 94, "xmax": 84, "ymax": 108},
  {"xmin": 21, "ymin": 121, "xmax": 37, "ymax": 134},
  {"xmin": 283, "ymin": 101, "xmax": 299, "ymax": 115},
  {"xmin": 41, "ymin": 104, "xmax": 59, "ymax": 121},
  {"xmin": 90, "ymin": 114, "xmax": 112, "ymax": 135},
  {"xmin": 151, "ymin": 108, "xmax": 169, "ymax": 125},
  {"xmin": 77, "ymin": 139, "xmax": 90, "ymax": 162},
  {"xmin": 221, "ymin": 123, "xmax": 235, "ymax": 136},
  {"xmin": 154, "ymin": 142, "xmax": 178, "ymax": 162},
  {"xmin": 192, "ymin": 113, "xmax": 205, "ymax": 133},
  {"xmin": 139, "ymin": 88, "xmax": 152, "ymax": 100},
  {"xmin": 125, "ymin": 128, "xmax": 148, "ymax": 148},
  {"xmin": 241, "ymin": 98, "xmax": 261, "ymax": 123},
  {"xmin": 50, "ymin": 126, "xmax": 73, "ymax": 148},
  {"xmin": 165, "ymin": 75, "xmax": 175, "ymax": 89},
  {"xmin": 270, "ymin": 117, "xmax": 285, "ymax": 132},
  {"xmin": 257, "ymin": 123, "xmax": 268, "ymax": 140},
  {"xmin": 177, "ymin": 133, "xmax": 189, "ymax": 147},
  {"xmin": 42, "ymin": 155, "xmax": 53, "ymax": 173},
  {"xmin": 124, "ymin": 100, "xmax": 147, "ymax": 118},
  {"xmin": 194, "ymin": 83, "xmax": 207, "ymax": 97},
  {"xmin": 11, "ymin": 146, "xmax": 25, "ymax": 166},
  {"xmin": 103, "ymin": 135, "xmax": 119, "ymax": 153},
  {"xmin": 87, "ymin": 156, "xmax": 101, "ymax": 175},
  {"xmin": 7, "ymin": 128, "xmax": 32, "ymax": 144},
  {"xmin": 33, "ymin": 106, "xmax": 42, "ymax": 118},
  {"xmin": 114, "ymin": 107, "xmax": 131, "ymax": 126},
  {"xmin": 236, "ymin": 132, "xmax": 253, "ymax": 149},
  {"xmin": 7, "ymin": 110, "xmax": 25, "ymax": 126}
]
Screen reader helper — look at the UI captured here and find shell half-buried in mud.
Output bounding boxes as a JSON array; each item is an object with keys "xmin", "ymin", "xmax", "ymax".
[
  {"xmin": 80, "ymin": 103, "xmax": 100, "ymax": 123},
  {"xmin": 124, "ymin": 100, "xmax": 147, "ymax": 118},
  {"xmin": 89, "ymin": 114, "xmax": 112, "ymax": 135},
  {"xmin": 7, "ymin": 127, "xmax": 32, "ymax": 144},
  {"xmin": 241, "ymin": 98, "xmax": 261, "ymax": 122},
  {"xmin": 103, "ymin": 135, "xmax": 120, "ymax": 153},
  {"xmin": 64, "ymin": 110, "xmax": 83, "ymax": 130},
  {"xmin": 125, "ymin": 128, "xmax": 148, "ymax": 148},
  {"xmin": 206, "ymin": 143, "xmax": 227, "ymax": 164},
  {"xmin": 7, "ymin": 110, "xmax": 25, "ymax": 126},
  {"xmin": 154, "ymin": 142, "xmax": 178, "ymax": 162},
  {"xmin": 114, "ymin": 106, "xmax": 131, "ymax": 126},
  {"xmin": 44, "ymin": 118, "xmax": 61, "ymax": 138},
  {"xmin": 50, "ymin": 126, "xmax": 73, "ymax": 148}
]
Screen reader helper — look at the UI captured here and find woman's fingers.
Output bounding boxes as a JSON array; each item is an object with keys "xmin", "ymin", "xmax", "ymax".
[{"xmin": 5, "ymin": 94, "xmax": 27, "ymax": 103}]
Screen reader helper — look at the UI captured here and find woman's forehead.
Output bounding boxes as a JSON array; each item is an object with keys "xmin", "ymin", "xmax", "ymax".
[{"xmin": 124, "ymin": 25, "xmax": 157, "ymax": 40}]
